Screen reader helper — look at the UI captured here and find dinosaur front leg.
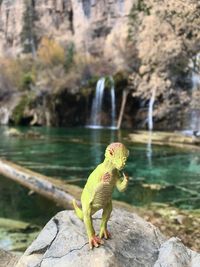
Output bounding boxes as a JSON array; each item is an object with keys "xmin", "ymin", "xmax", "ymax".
[
  {"xmin": 99, "ymin": 201, "xmax": 112, "ymax": 239},
  {"xmin": 83, "ymin": 206, "xmax": 104, "ymax": 249}
]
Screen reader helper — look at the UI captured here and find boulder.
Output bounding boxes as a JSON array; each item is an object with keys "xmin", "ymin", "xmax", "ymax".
[{"xmin": 16, "ymin": 209, "xmax": 200, "ymax": 267}]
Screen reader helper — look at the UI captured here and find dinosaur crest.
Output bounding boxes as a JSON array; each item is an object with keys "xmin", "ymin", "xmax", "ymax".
[{"xmin": 105, "ymin": 142, "xmax": 129, "ymax": 170}]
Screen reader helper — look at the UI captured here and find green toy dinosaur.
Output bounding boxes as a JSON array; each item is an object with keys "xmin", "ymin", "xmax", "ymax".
[{"xmin": 73, "ymin": 142, "xmax": 129, "ymax": 249}]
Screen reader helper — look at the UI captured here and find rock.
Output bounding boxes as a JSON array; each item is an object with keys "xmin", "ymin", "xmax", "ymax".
[
  {"xmin": 0, "ymin": 249, "xmax": 19, "ymax": 267},
  {"xmin": 4, "ymin": 128, "xmax": 22, "ymax": 137},
  {"xmin": 15, "ymin": 209, "xmax": 200, "ymax": 267},
  {"xmin": 154, "ymin": 237, "xmax": 200, "ymax": 267},
  {"xmin": 129, "ymin": 0, "xmax": 200, "ymax": 130}
]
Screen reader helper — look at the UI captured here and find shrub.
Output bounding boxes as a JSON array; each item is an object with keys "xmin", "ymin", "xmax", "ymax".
[
  {"xmin": 37, "ymin": 37, "xmax": 65, "ymax": 66},
  {"xmin": 20, "ymin": 72, "xmax": 35, "ymax": 90},
  {"xmin": 0, "ymin": 58, "xmax": 22, "ymax": 90},
  {"xmin": 64, "ymin": 42, "xmax": 75, "ymax": 71}
]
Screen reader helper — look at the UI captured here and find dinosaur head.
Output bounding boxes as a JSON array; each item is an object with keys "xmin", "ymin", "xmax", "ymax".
[{"xmin": 105, "ymin": 142, "xmax": 129, "ymax": 170}]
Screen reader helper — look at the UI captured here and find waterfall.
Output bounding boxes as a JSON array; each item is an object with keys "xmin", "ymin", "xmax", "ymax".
[
  {"xmin": 147, "ymin": 88, "xmax": 156, "ymax": 167},
  {"xmin": 118, "ymin": 0, "xmax": 124, "ymax": 14},
  {"xmin": 89, "ymin": 77, "xmax": 105, "ymax": 128},
  {"xmin": 110, "ymin": 76, "xmax": 116, "ymax": 129},
  {"xmin": 0, "ymin": 107, "xmax": 9, "ymax": 125},
  {"xmin": 184, "ymin": 53, "xmax": 200, "ymax": 132},
  {"xmin": 87, "ymin": 76, "xmax": 117, "ymax": 129},
  {"xmin": 147, "ymin": 88, "xmax": 156, "ymax": 131},
  {"xmin": 190, "ymin": 72, "xmax": 200, "ymax": 131}
]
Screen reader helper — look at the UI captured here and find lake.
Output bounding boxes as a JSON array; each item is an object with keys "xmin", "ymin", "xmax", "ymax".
[{"xmin": 0, "ymin": 126, "xmax": 199, "ymax": 227}]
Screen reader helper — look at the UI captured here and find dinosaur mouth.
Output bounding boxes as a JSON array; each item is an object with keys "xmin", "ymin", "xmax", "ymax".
[{"xmin": 117, "ymin": 165, "xmax": 124, "ymax": 170}]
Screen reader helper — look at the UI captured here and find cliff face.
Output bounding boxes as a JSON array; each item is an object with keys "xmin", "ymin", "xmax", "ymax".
[
  {"xmin": 1, "ymin": 0, "xmax": 200, "ymax": 129},
  {"xmin": 128, "ymin": 0, "xmax": 200, "ymax": 130},
  {"xmin": 0, "ymin": 0, "xmax": 132, "ymax": 68}
]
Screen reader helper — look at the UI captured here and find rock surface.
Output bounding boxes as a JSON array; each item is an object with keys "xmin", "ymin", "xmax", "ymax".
[
  {"xmin": 0, "ymin": 249, "xmax": 19, "ymax": 267},
  {"xmin": 0, "ymin": 0, "xmax": 132, "ymax": 68},
  {"xmin": 16, "ymin": 209, "xmax": 200, "ymax": 267},
  {"xmin": 129, "ymin": 0, "xmax": 200, "ymax": 130},
  {"xmin": 1, "ymin": 0, "xmax": 200, "ymax": 129}
]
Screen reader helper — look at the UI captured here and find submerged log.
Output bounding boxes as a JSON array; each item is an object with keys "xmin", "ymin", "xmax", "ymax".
[
  {"xmin": 129, "ymin": 131, "xmax": 200, "ymax": 149},
  {"xmin": 0, "ymin": 159, "xmax": 135, "ymax": 213},
  {"xmin": 0, "ymin": 159, "xmax": 81, "ymax": 208}
]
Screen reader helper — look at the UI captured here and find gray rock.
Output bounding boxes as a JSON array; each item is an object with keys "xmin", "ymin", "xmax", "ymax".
[
  {"xmin": 154, "ymin": 237, "xmax": 200, "ymax": 267},
  {"xmin": 16, "ymin": 209, "xmax": 200, "ymax": 267}
]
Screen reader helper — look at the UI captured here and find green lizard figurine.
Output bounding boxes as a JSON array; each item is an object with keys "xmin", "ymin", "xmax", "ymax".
[{"xmin": 73, "ymin": 142, "xmax": 129, "ymax": 249}]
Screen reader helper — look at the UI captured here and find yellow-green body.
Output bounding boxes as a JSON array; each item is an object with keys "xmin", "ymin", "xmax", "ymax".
[{"xmin": 73, "ymin": 142, "xmax": 129, "ymax": 249}]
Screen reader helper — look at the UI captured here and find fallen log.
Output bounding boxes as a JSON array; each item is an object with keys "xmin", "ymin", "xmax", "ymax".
[
  {"xmin": 0, "ymin": 159, "xmax": 82, "ymax": 208},
  {"xmin": 129, "ymin": 131, "xmax": 200, "ymax": 150},
  {"xmin": 0, "ymin": 159, "xmax": 138, "ymax": 213}
]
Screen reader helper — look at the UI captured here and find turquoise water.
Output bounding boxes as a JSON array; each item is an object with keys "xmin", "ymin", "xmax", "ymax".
[{"xmin": 0, "ymin": 126, "xmax": 199, "ymax": 225}]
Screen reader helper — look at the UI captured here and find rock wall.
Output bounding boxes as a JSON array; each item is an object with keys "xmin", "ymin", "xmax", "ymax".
[
  {"xmin": 128, "ymin": 0, "xmax": 200, "ymax": 130},
  {"xmin": 0, "ymin": 0, "xmax": 133, "ymax": 69},
  {"xmin": 1, "ymin": 0, "xmax": 200, "ymax": 129}
]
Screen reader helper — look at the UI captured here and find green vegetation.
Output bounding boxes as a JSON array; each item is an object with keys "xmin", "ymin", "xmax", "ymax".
[
  {"xmin": 20, "ymin": 72, "xmax": 35, "ymax": 90},
  {"xmin": 12, "ymin": 95, "xmax": 33, "ymax": 125},
  {"xmin": 64, "ymin": 42, "xmax": 75, "ymax": 71}
]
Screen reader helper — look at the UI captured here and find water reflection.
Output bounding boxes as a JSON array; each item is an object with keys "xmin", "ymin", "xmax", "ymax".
[
  {"xmin": 146, "ymin": 131, "xmax": 153, "ymax": 168},
  {"xmin": 90, "ymin": 129, "xmax": 104, "ymax": 165}
]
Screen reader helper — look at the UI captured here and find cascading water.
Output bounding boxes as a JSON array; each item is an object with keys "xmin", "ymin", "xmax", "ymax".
[
  {"xmin": 89, "ymin": 77, "xmax": 105, "ymax": 128},
  {"xmin": 110, "ymin": 76, "xmax": 116, "ymax": 129},
  {"xmin": 190, "ymin": 72, "xmax": 200, "ymax": 132},
  {"xmin": 87, "ymin": 76, "xmax": 117, "ymax": 129},
  {"xmin": 0, "ymin": 107, "xmax": 9, "ymax": 125},
  {"xmin": 147, "ymin": 88, "xmax": 156, "ymax": 166},
  {"xmin": 147, "ymin": 88, "xmax": 156, "ymax": 131},
  {"xmin": 184, "ymin": 53, "xmax": 200, "ymax": 134}
]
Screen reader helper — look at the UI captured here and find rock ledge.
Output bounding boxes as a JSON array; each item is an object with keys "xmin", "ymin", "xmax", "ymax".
[{"xmin": 16, "ymin": 209, "xmax": 200, "ymax": 267}]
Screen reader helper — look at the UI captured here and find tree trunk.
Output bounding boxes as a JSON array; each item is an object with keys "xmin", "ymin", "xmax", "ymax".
[
  {"xmin": 117, "ymin": 90, "xmax": 128, "ymax": 129},
  {"xmin": 0, "ymin": 159, "xmax": 81, "ymax": 208}
]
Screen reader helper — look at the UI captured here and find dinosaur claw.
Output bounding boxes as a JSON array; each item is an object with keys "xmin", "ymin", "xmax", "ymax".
[
  {"xmin": 89, "ymin": 235, "xmax": 104, "ymax": 249},
  {"xmin": 99, "ymin": 229, "xmax": 111, "ymax": 239}
]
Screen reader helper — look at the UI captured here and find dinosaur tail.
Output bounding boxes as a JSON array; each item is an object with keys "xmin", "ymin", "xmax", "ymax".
[{"xmin": 72, "ymin": 199, "xmax": 83, "ymax": 221}]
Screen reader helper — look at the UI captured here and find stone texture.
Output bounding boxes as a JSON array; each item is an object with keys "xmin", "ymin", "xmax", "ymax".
[
  {"xmin": 154, "ymin": 237, "xmax": 200, "ymax": 267},
  {"xmin": 0, "ymin": 0, "xmax": 133, "ymax": 69},
  {"xmin": 129, "ymin": 0, "xmax": 200, "ymax": 130},
  {"xmin": 0, "ymin": 249, "xmax": 19, "ymax": 267},
  {"xmin": 16, "ymin": 209, "xmax": 200, "ymax": 267},
  {"xmin": 1, "ymin": 0, "xmax": 200, "ymax": 130}
]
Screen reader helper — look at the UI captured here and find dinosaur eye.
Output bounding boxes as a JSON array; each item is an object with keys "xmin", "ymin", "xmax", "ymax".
[{"xmin": 109, "ymin": 149, "xmax": 114, "ymax": 156}]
